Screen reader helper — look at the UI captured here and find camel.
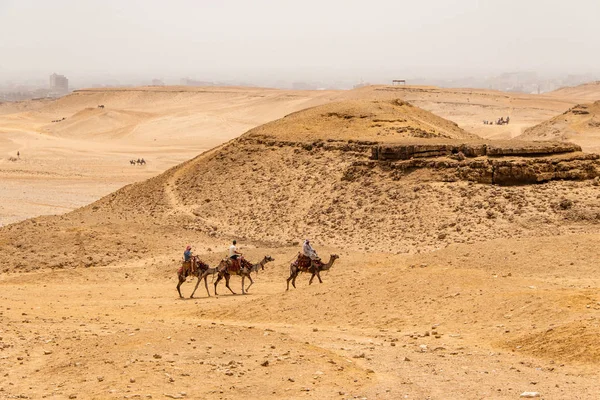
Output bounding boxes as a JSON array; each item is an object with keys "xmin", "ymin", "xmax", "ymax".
[
  {"xmin": 213, "ymin": 255, "xmax": 274, "ymax": 295},
  {"xmin": 286, "ymin": 254, "xmax": 339, "ymax": 291},
  {"xmin": 176, "ymin": 256, "xmax": 214, "ymax": 299}
]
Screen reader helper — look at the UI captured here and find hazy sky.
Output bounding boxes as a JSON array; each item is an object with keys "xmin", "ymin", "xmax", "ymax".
[{"xmin": 1, "ymin": 0, "xmax": 599, "ymax": 84}]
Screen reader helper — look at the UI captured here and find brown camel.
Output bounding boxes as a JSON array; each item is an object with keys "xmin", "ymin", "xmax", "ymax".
[
  {"xmin": 176, "ymin": 256, "xmax": 213, "ymax": 299},
  {"xmin": 213, "ymin": 255, "xmax": 274, "ymax": 295},
  {"xmin": 286, "ymin": 254, "xmax": 339, "ymax": 291}
]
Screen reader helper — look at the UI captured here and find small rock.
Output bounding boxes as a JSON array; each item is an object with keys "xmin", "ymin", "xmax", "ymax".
[
  {"xmin": 97, "ymin": 376, "xmax": 104, "ymax": 382},
  {"xmin": 43, "ymin": 350, "xmax": 52, "ymax": 355},
  {"xmin": 403, "ymin": 357, "xmax": 411, "ymax": 361},
  {"xmin": 520, "ymin": 392, "xmax": 540, "ymax": 398},
  {"xmin": 261, "ymin": 360, "xmax": 269, "ymax": 367},
  {"xmin": 130, "ymin": 378, "xmax": 136, "ymax": 383}
]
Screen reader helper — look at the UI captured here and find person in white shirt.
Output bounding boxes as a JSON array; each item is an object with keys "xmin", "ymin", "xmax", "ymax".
[
  {"xmin": 229, "ymin": 240, "xmax": 242, "ymax": 260},
  {"xmin": 302, "ymin": 239, "xmax": 319, "ymax": 260}
]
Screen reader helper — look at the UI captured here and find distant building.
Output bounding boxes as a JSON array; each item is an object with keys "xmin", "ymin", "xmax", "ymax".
[
  {"xmin": 151, "ymin": 79, "xmax": 165, "ymax": 86},
  {"xmin": 49, "ymin": 73, "xmax": 69, "ymax": 96}
]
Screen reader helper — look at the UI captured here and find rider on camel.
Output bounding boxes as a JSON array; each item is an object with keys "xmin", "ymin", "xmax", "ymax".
[
  {"xmin": 182, "ymin": 245, "xmax": 194, "ymax": 275},
  {"xmin": 229, "ymin": 240, "xmax": 242, "ymax": 271},
  {"xmin": 303, "ymin": 239, "xmax": 320, "ymax": 261}
]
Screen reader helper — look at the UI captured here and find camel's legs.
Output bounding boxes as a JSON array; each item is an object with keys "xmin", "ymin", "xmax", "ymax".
[
  {"xmin": 204, "ymin": 275, "xmax": 211, "ymax": 297},
  {"xmin": 241, "ymin": 275, "xmax": 246, "ymax": 295},
  {"xmin": 316, "ymin": 271, "xmax": 323, "ymax": 284},
  {"xmin": 309, "ymin": 273, "xmax": 316, "ymax": 285},
  {"xmin": 190, "ymin": 275, "xmax": 202, "ymax": 298},
  {"xmin": 214, "ymin": 274, "xmax": 223, "ymax": 295},
  {"xmin": 286, "ymin": 267, "xmax": 297, "ymax": 290},
  {"xmin": 176, "ymin": 275, "xmax": 185, "ymax": 298},
  {"xmin": 245, "ymin": 274, "xmax": 254, "ymax": 292},
  {"xmin": 224, "ymin": 274, "xmax": 236, "ymax": 295}
]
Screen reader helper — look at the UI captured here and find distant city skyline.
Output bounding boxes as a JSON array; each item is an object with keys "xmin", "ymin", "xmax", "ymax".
[{"xmin": 1, "ymin": 0, "xmax": 600, "ymax": 90}]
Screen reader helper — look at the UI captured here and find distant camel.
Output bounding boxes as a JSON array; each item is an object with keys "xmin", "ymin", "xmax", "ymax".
[
  {"xmin": 176, "ymin": 256, "xmax": 214, "ymax": 298},
  {"xmin": 212, "ymin": 255, "xmax": 274, "ymax": 295},
  {"xmin": 286, "ymin": 254, "xmax": 339, "ymax": 290},
  {"xmin": 98, "ymin": 105, "xmax": 105, "ymax": 109},
  {"xmin": 130, "ymin": 160, "xmax": 136, "ymax": 165}
]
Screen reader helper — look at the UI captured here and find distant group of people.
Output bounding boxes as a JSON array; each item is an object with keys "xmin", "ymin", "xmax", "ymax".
[
  {"xmin": 130, "ymin": 158, "xmax": 146, "ymax": 165},
  {"xmin": 181, "ymin": 238, "xmax": 320, "ymax": 275},
  {"xmin": 484, "ymin": 116, "xmax": 510, "ymax": 125}
]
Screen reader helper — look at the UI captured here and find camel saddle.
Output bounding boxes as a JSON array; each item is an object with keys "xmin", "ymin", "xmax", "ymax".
[
  {"xmin": 294, "ymin": 254, "xmax": 320, "ymax": 270},
  {"xmin": 180, "ymin": 258, "xmax": 197, "ymax": 276},
  {"xmin": 223, "ymin": 257, "xmax": 252, "ymax": 273}
]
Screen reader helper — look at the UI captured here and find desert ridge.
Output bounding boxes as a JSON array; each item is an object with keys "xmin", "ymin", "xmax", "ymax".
[{"xmin": 0, "ymin": 86, "xmax": 600, "ymax": 399}]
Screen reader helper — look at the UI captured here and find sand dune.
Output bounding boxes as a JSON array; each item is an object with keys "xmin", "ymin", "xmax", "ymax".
[
  {"xmin": 548, "ymin": 81, "xmax": 600, "ymax": 102},
  {"xmin": 519, "ymin": 101, "xmax": 600, "ymax": 153},
  {"xmin": 1, "ymin": 84, "xmax": 600, "ymax": 398},
  {"xmin": 0, "ymin": 87, "xmax": 344, "ymax": 225}
]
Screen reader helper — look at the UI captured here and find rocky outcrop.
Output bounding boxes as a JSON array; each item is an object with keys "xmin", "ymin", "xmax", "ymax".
[
  {"xmin": 372, "ymin": 141, "xmax": 582, "ymax": 161},
  {"xmin": 350, "ymin": 152, "xmax": 600, "ymax": 185}
]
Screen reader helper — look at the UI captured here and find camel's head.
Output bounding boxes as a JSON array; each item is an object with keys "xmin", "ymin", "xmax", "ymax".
[
  {"xmin": 262, "ymin": 255, "xmax": 275, "ymax": 269},
  {"xmin": 331, "ymin": 254, "xmax": 340, "ymax": 262}
]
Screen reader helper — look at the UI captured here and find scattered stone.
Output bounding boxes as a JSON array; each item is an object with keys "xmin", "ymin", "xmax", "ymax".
[
  {"xmin": 97, "ymin": 376, "xmax": 104, "ymax": 382},
  {"xmin": 153, "ymin": 354, "xmax": 162, "ymax": 359},
  {"xmin": 520, "ymin": 392, "xmax": 540, "ymax": 398},
  {"xmin": 261, "ymin": 360, "xmax": 269, "ymax": 367}
]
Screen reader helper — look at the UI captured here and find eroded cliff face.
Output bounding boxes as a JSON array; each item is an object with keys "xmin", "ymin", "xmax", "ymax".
[{"xmin": 250, "ymin": 135, "xmax": 600, "ymax": 186}]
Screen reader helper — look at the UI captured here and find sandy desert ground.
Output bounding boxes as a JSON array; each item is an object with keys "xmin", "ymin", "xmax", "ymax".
[{"xmin": 1, "ymin": 84, "xmax": 600, "ymax": 399}]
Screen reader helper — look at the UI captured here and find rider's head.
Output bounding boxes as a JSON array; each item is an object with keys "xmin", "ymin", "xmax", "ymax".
[
  {"xmin": 186, "ymin": 245, "xmax": 191, "ymax": 251},
  {"xmin": 233, "ymin": 240, "xmax": 237, "ymax": 245}
]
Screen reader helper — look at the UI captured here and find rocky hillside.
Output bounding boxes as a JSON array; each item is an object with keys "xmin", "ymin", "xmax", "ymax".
[
  {"xmin": 247, "ymin": 99, "xmax": 479, "ymax": 141},
  {"xmin": 548, "ymin": 81, "xmax": 600, "ymax": 102},
  {"xmin": 2, "ymin": 99, "xmax": 599, "ymax": 272},
  {"xmin": 519, "ymin": 102, "xmax": 600, "ymax": 142}
]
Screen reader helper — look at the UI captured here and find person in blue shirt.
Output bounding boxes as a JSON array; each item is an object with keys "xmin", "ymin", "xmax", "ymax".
[{"xmin": 184, "ymin": 245, "xmax": 193, "ymax": 262}]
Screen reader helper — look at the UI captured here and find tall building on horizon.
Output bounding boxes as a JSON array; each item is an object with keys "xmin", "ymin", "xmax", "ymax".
[{"xmin": 49, "ymin": 73, "xmax": 69, "ymax": 96}]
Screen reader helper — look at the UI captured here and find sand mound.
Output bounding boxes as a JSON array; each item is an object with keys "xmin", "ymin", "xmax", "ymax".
[
  {"xmin": 3, "ymin": 99, "xmax": 599, "ymax": 272},
  {"xmin": 502, "ymin": 320, "xmax": 600, "ymax": 364},
  {"xmin": 549, "ymin": 81, "xmax": 600, "ymax": 102},
  {"xmin": 519, "ymin": 102, "xmax": 600, "ymax": 140},
  {"xmin": 0, "ymin": 98, "xmax": 52, "ymax": 116},
  {"xmin": 248, "ymin": 99, "xmax": 478, "ymax": 142},
  {"xmin": 518, "ymin": 102, "xmax": 600, "ymax": 152},
  {"xmin": 1, "ymin": 99, "xmax": 599, "ymax": 273},
  {"xmin": 43, "ymin": 107, "xmax": 153, "ymax": 139}
]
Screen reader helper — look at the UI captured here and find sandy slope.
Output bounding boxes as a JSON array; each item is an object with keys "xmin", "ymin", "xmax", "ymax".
[
  {"xmin": 1, "ymin": 85, "xmax": 589, "ymax": 226},
  {"xmin": 548, "ymin": 81, "xmax": 600, "ymax": 102},
  {"xmin": 1, "ymin": 85, "xmax": 600, "ymax": 398},
  {"xmin": 519, "ymin": 101, "xmax": 600, "ymax": 153},
  {"xmin": 0, "ymin": 87, "xmax": 344, "ymax": 225},
  {"xmin": 0, "ymin": 235, "xmax": 598, "ymax": 399}
]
